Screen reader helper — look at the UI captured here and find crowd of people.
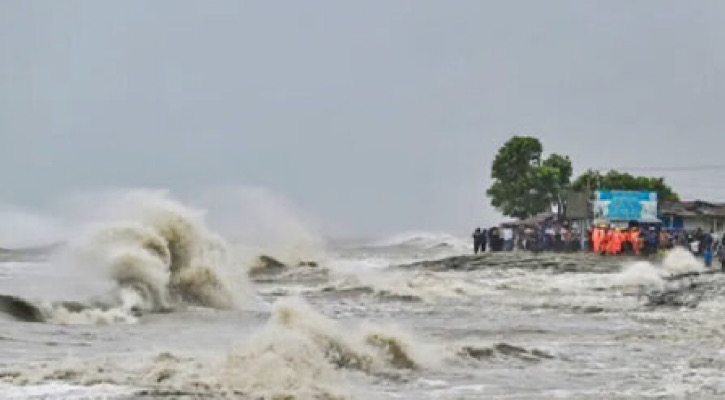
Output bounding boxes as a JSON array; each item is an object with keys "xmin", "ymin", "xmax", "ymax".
[
  {"xmin": 472, "ymin": 227, "xmax": 515, "ymax": 253},
  {"xmin": 472, "ymin": 225, "xmax": 725, "ymax": 270}
]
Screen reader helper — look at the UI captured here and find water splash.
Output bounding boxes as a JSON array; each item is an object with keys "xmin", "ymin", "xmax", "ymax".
[{"xmin": 5, "ymin": 190, "xmax": 258, "ymax": 324}]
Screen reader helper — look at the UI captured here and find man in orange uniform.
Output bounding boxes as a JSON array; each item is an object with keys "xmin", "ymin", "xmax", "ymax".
[
  {"xmin": 630, "ymin": 228, "xmax": 641, "ymax": 256},
  {"xmin": 597, "ymin": 227, "xmax": 608, "ymax": 254},
  {"xmin": 608, "ymin": 228, "xmax": 625, "ymax": 255},
  {"xmin": 616, "ymin": 228, "xmax": 626, "ymax": 255},
  {"xmin": 592, "ymin": 227, "xmax": 602, "ymax": 253},
  {"xmin": 604, "ymin": 228, "xmax": 613, "ymax": 255}
]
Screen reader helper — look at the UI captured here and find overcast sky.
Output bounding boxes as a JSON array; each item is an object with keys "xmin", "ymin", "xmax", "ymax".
[{"xmin": 1, "ymin": 1, "xmax": 724, "ymax": 236}]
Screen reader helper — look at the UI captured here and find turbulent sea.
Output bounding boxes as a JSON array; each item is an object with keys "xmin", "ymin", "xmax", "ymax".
[{"xmin": 2, "ymin": 192, "xmax": 725, "ymax": 399}]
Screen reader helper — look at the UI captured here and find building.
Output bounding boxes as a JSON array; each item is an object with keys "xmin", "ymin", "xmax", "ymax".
[
  {"xmin": 659, "ymin": 200, "xmax": 725, "ymax": 232},
  {"xmin": 501, "ymin": 196, "xmax": 725, "ymax": 234},
  {"xmin": 591, "ymin": 190, "xmax": 660, "ymax": 228}
]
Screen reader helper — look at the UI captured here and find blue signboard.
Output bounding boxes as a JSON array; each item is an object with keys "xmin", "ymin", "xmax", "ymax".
[{"xmin": 593, "ymin": 190, "xmax": 658, "ymax": 222}]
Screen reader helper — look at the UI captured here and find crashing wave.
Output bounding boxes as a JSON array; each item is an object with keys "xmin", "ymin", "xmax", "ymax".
[
  {"xmin": 613, "ymin": 262, "xmax": 667, "ymax": 290},
  {"xmin": 0, "ymin": 191, "xmax": 255, "ymax": 324},
  {"xmin": 661, "ymin": 247, "xmax": 705, "ymax": 276},
  {"xmin": 322, "ymin": 270, "xmax": 487, "ymax": 302},
  {"xmin": 0, "ymin": 298, "xmax": 435, "ymax": 399},
  {"xmin": 612, "ymin": 247, "xmax": 706, "ymax": 291}
]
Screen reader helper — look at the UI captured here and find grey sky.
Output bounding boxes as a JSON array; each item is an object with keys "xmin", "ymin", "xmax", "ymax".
[{"xmin": 1, "ymin": 1, "xmax": 724, "ymax": 236}]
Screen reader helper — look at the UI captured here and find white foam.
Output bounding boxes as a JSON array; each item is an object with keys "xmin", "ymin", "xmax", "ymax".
[
  {"xmin": 1, "ymin": 298, "xmax": 436, "ymax": 399},
  {"xmin": 326, "ymin": 259, "xmax": 486, "ymax": 301},
  {"xmin": 611, "ymin": 247, "xmax": 704, "ymax": 291},
  {"xmin": 370, "ymin": 231, "xmax": 470, "ymax": 253},
  {"xmin": 0, "ymin": 382, "xmax": 132, "ymax": 399},
  {"xmin": 661, "ymin": 247, "xmax": 705, "ymax": 275},
  {"xmin": 9, "ymin": 190, "xmax": 263, "ymax": 325},
  {"xmin": 613, "ymin": 261, "xmax": 666, "ymax": 290}
]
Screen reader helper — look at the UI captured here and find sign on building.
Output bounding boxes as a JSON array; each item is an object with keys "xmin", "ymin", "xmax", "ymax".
[{"xmin": 593, "ymin": 190, "xmax": 658, "ymax": 222}]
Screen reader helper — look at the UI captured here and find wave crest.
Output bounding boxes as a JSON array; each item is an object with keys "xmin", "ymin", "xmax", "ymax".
[{"xmin": 17, "ymin": 190, "xmax": 258, "ymax": 324}]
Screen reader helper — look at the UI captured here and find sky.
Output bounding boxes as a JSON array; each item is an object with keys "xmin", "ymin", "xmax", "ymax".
[{"xmin": 1, "ymin": 1, "xmax": 724, "ymax": 237}]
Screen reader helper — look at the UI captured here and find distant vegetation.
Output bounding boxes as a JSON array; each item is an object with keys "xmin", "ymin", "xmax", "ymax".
[
  {"xmin": 570, "ymin": 170, "xmax": 680, "ymax": 202},
  {"xmin": 487, "ymin": 136, "xmax": 680, "ymax": 219}
]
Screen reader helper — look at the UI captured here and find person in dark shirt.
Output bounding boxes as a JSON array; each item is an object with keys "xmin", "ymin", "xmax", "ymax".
[
  {"xmin": 489, "ymin": 227, "xmax": 502, "ymax": 252},
  {"xmin": 480, "ymin": 228, "xmax": 488, "ymax": 253},
  {"xmin": 644, "ymin": 227, "xmax": 658, "ymax": 256},
  {"xmin": 719, "ymin": 235, "xmax": 725, "ymax": 272},
  {"xmin": 701, "ymin": 230, "xmax": 715, "ymax": 266},
  {"xmin": 701, "ymin": 230, "xmax": 714, "ymax": 251},
  {"xmin": 472, "ymin": 228, "xmax": 483, "ymax": 254},
  {"xmin": 695, "ymin": 228, "xmax": 705, "ymax": 256}
]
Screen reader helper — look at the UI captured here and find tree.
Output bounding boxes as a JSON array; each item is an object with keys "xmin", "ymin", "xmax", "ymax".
[
  {"xmin": 487, "ymin": 136, "xmax": 573, "ymax": 219},
  {"xmin": 541, "ymin": 153, "xmax": 573, "ymax": 215},
  {"xmin": 571, "ymin": 169, "xmax": 680, "ymax": 201}
]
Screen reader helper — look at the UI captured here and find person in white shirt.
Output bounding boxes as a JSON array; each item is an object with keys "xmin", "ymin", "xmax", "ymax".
[{"xmin": 502, "ymin": 227, "xmax": 514, "ymax": 251}]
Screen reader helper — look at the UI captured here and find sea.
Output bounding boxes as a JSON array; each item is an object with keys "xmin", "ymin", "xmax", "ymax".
[{"xmin": 1, "ymin": 190, "xmax": 725, "ymax": 399}]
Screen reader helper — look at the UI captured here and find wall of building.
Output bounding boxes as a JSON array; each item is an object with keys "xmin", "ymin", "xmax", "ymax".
[{"xmin": 681, "ymin": 216, "xmax": 725, "ymax": 233}]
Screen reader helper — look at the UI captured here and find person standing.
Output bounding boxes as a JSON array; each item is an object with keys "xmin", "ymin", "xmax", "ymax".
[
  {"xmin": 544, "ymin": 225, "xmax": 555, "ymax": 251},
  {"xmin": 681, "ymin": 231, "xmax": 691, "ymax": 248},
  {"xmin": 472, "ymin": 228, "xmax": 483, "ymax": 254},
  {"xmin": 480, "ymin": 228, "xmax": 488, "ymax": 253},
  {"xmin": 592, "ymin": 227, "xmax": 603, "ymax": 253},
  {"xmin": 491, "ymin": 227, "xmax": 503, "ymax": 252},
  {"xmin": 702, "ymin": 230, "xmax": 715, "ymax": 267},
  {"xmin": 703, "ymin": 230, "xmax": 714, "ymax": 253},
  {"xmin": 695, "ymin": 228, "xmax": 705, "ymax": 256},
  {"xmin": 563, "ymin": 228, "xmax": 573, "ymax": 252},
  {"xmin": 605, "ymin": 228, "xmax": 615, "ymax": 255},
  {"xmin": 629, "ymin": 227, "xmax": 640, "ymax": 256},
  {"xmin": 704, "ymin": 245, "xmax": 714, "ymax": 268},
  {"xmin": 611, "ymin": 228, "xmax": 624, "ymax": 255},
  {"xmin": 502, "ymin": 227, "xmax": 514, "ymax": 251},
  {"xmin": 659, "ymin": 229, "xmax": 671, "ymax": 250},
  {"xmin": 645, "ymin": 227, "xmax": 658, "ymax": 256},
  {"xmin": 621, "ymin": 228, "xmax": 632, "ymax": 254},
  {"xmin": 719, "ymin": 235, "xmax": 725, "ymax": 272}
]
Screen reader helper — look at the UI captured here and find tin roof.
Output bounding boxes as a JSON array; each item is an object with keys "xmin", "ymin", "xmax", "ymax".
[{"xmin": 660, "ymin": 200, "xmax": 725, "ymax": 218}]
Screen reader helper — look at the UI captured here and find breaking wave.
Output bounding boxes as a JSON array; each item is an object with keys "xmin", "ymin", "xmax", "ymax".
[
  {"xmin": 661, "ymin": 247, "xmax": 705, "ymax": 275},
  {"xmin": 220, "ymin": 298, "xmax": 436, "ymax": 393},
  {"xmin": 1, "ymin": 298, "xmax": 437, "ymax": 399},
  {"xmin": 323, "ymin": 270, "xmax": 487, "ymax": 302},
  {"xmin": 613, "ymin": 262, "xmax": 667, "ymax": 290},
  {"xmin": 5, "ymin": 190, "xmax": 257, "ymax": 324},
  {"xmin": 612, "ymin": 247, "xmax": 705, "ymax": 290}
]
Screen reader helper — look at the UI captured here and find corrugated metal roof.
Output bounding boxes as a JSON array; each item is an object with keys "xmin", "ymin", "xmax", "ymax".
[{"xmin": 660, "ymin": 200, "xmax": 725, "ymax": 218}]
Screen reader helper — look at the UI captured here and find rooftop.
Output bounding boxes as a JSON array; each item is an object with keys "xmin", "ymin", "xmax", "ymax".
[{"xmin": 660, "ymin": 200, "xmax": 725, "ymax": 218}]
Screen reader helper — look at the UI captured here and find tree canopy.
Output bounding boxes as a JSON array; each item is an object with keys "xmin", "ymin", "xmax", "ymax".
[
  {"xmin": 486, "ymin": 136, "xmax": 572, "ymax": 219},
  {"xmin": 486, "ymin": 136, "xmax": 682, "ymax": 220},
  {"xmin": 571, "ymin": 170, "xmax": 680, "ymax": 202}
]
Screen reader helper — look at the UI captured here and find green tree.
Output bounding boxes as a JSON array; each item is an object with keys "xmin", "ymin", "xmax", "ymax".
[
  {"xmin": 541, "ymin": 153, "xmax": 573, "ymax": 215},
  {"xmin": 571, "ymin": 170, "xmax": 680, "ymax": 201},
  {"xmin": 487, "ymin": 136, "xmax": 573, "ymax": 219}
]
